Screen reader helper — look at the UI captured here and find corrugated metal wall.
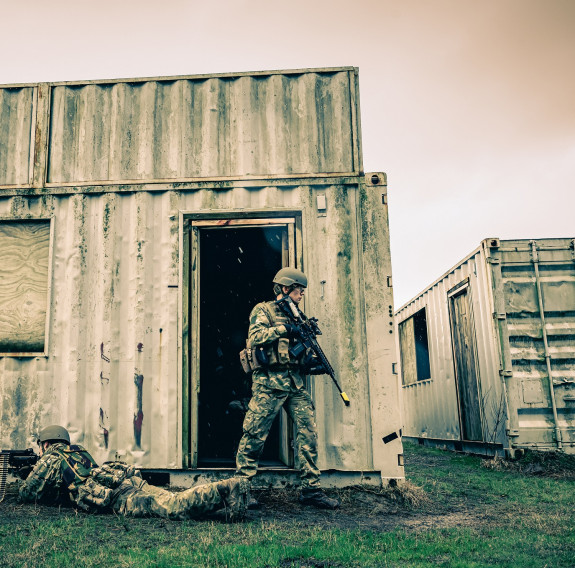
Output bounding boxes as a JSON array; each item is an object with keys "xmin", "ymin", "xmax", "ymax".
[
  {"xmin": 396, "ymin": 246, "xmax": 505, "ymax": 445},
  {"xmin": 0, "ymin": 68, "xmax": 403, "ymax": 479},
  {"xmin": 46, "ymin": 72, "xmax": 355, "ymax": 183},
  {"xmin": 0, "ymin": 192, "xmax": 181, "ymax": 466},
  {"xmin": 397, "ymin": 238, "xmax": 575, "ymax": 454},
  {"xmin": 0, "ymin": 87, "xmax": 34, "ymax": 186},
  {"xmin": 0, "ymin": 181, "xmax": 401, "ymax": 474},
  {"xmin": 490, "ymin": 238, "xmax": 575, "ymax": 450}
]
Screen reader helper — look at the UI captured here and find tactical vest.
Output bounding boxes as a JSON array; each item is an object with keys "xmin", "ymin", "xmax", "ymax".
[
  {"xmin": 256, "ymin": 301, "xmax": 305, "ymax": 368},
  {"xmin": 52, "ymin": 445, "xmax": 139, "ymax": 511},
  {"xmin": 52, "ymin": 444, "xmax": 98, "ymax": 490}
]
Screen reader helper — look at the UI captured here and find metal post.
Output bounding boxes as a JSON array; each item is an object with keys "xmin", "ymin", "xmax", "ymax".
[
  {"xmin": 530, "ymin": 241, "xmax": 563, "ymax": 449},
  {"xmin": 485, "ymin": 240, "xmax": 516, "ymax": 455}
]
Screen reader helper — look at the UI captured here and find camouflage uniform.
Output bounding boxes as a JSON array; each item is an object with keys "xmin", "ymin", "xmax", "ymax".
[
  {"xmin": 236, "ymin": 300, "xmax": 321, "ymax": 489},
  {"xmin": 20, "ymin": 443, "xmax": 244, "ymax": 520}
]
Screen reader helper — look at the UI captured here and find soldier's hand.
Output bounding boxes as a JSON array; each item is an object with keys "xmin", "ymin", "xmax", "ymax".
[
  {"xmin": 15, "ymin": 465, "xmax": 34, "ymax": 480},
  {"xmin": 283, "ymin": 324, "xmax": 300, "ymax": 338}
]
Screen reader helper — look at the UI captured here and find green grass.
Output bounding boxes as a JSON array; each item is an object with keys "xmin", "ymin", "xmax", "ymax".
[{"xmin": 2, "ymin": 444, "xmax": 574, "ymax": 567}]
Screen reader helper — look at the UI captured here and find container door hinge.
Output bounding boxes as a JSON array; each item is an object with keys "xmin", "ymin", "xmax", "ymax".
[
  {"xmin": 493, "ymin": 312, "xmax": 507, "ymax": 320},
  {"xmin": 506, "ymin": 429, "xmax": 520, "ymax": 438},
  {"xmin": 499, "ymin": 369, "xmax": 513, "ymax": 378}
]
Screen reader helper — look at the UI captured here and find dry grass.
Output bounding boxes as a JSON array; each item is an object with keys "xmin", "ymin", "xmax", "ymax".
[{"xmin": 481, "ymin": 449, "xmax": 575, "ymax": 480}]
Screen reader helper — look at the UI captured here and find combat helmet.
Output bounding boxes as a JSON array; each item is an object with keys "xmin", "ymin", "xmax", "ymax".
[
  {"xmin": 273, "ymin": 267, "xmax": 308, "ymax": 288},
  {"xmin": 38, "ymin": 425, "xmax": 70, "ymax": 445}
]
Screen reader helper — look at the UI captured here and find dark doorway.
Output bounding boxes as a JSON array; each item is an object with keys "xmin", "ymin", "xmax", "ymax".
[
  {"xmin": 196, "ymin": 223, "xmax": 292, "ymax": 467},
  {"xmin": 449, "ymin": 285, "xmax": 483, "ymax": 442}
]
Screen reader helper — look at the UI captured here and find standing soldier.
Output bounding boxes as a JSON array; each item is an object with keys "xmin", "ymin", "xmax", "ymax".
[
  {"xmin": 235, "ymin": 268, "xmax": 339, "ymax": 509},
  {"xmin": 19, "ymin": 425, "xmax": 248, "ymax": 521}
]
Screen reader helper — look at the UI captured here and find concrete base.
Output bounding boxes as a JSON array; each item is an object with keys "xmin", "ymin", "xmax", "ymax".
[{"xmin": 141, "ymin": 468, "xmax": 402, "ymax": 489}]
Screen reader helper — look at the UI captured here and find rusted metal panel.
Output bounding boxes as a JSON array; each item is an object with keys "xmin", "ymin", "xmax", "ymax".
[
  {"xmin": 491, "ymin": 238, "xmax": 575, "ymax": 450},
  {"xmin": 0, "ymin": 177, "xmax": 401, "ymax": 478},
  {"xmin": 397, "ymin": 246, "xmax": 505, "ymax": 446},
  {"xmin": 0, "ymin": 87, "xmax": 35, "ymax": 186},
  {"xmin": 0, "ymin": 69, "xmax": 400, "ymax": 482},
  {"xmin": 397, "ymin": 238, "xmax": 575, "ymax": 455},
  {"xmin": 45, "ymin": 71, "xmax": 356, "ymax": 184}
]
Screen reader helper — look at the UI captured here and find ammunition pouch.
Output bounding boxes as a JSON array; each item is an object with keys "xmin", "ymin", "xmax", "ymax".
[
  {"xmin": 75, "ymin": 477, "xmax": 113, "ymax": 511},
  {"xmin": 74, "ymin": 462, "xmax": 139, "ymax": 512},
  {"xmin": 91, "ymin": 462, "xmax": 138, "ymax": 489},
  {"xmin": 239, "ymin": 344, "xmax": 269, "ymax": 374}
]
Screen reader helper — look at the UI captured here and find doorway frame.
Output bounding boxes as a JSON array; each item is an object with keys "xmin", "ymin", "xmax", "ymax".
[
  {"xmin": 447, "ymin": 278, "xmax": 484, "ymax": 442},
  {"xmin": 180, "ymin": 209, "xmax": 304, "ymax": 468}
]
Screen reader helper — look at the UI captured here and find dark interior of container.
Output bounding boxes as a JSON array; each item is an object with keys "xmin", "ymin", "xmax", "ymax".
[{"xmin": 197, "ymin": 225, "xmax": 286, "ymax": 467}]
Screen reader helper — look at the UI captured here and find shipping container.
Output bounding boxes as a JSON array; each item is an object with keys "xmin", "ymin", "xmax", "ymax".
[
  {"xmin": 0, "ymin": 67, "xmax": 403, "ymax": 486},
  {"xmin": 396, "ymin": 238, "xmax": 575, "ymax": 457}
]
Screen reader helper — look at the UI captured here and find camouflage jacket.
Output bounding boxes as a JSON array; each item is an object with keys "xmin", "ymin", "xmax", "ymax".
[
  {"xmin": 19, "ymin": 443, "xmax": 139, "ymax": 512},
  {"xmin": 19, "ymin": 442, "xmax": 97, "ymax": 505},
  {"xmin": 248, "ymin": 300, "xmax": 306, "ymax": 391}
]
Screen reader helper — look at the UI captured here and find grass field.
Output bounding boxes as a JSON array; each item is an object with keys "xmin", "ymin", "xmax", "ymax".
[{"xmin": 1, "ymin": 443, "xmax": 574, "ymax": 567}]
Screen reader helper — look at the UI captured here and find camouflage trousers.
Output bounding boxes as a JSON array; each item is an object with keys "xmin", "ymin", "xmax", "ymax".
[
  {"xmin": 236, "ymin": 382, "xmax": 321, "ymax": 489},
  {"xmin": 111, "ymin": 477, "xmax": 223, "ymax": 520}
]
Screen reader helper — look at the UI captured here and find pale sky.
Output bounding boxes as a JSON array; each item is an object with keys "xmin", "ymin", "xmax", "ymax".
[{"xmin": 2, "ymin": 0, "xmax": 574, "ymax": 307}]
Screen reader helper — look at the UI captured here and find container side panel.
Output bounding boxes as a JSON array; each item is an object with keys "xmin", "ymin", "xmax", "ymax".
[
  {"xmin": 499, "ymin": 238, "xmax": 575, "ymax": 450},
  {"xmin": 46, "ymin": 73, "xmax": 355, "ymax": 183},
  {"xmin": 0, "ymin": 193, "xmax": 181, "ymax": 467},
  {"xmin": 0, "ymin": 87, "xmax": 34, "ymax": 185},
  {"xmin": 397, "ymin": 248, "xmax": 504, "ymax": 445},
  {"xmin": 0, "ymin": 183, "xmax": 401, "ymax": 476},
  {"xmin": 358, "ymin": 177, "xmax": 403, "ymax": 478}
]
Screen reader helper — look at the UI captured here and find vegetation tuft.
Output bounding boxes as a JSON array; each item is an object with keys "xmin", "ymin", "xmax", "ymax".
[{"xmin": 482, "ymin": 448, "xmax": 575, "ymax": 480}]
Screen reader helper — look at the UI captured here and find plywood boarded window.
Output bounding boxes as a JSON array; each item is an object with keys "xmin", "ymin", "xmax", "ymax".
[
  {"xmin": 398, "ymin": 308, "xmax": 431, "ymax": 385},
  {"xmin": 0, "ymin": 221, "xmax": 51, "ymax": 353}
]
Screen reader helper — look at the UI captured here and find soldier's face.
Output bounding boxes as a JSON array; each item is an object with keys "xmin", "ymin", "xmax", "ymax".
[{"xmin": 289, "ymin": 286, "xmax": 305, "ymax": 304}]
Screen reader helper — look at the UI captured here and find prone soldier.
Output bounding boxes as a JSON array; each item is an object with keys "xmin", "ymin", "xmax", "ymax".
[{"xmin": 18, "ymin": 425, "xmax": 248, "ymax": 522}]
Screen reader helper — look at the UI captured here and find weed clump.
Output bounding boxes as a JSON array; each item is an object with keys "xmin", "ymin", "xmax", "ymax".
[{"xmin": 482, "ymin": 450, "xmax": 575, "ymax": 480}]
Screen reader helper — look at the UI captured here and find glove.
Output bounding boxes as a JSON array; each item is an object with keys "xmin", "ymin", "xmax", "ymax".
[
  {"xmin": 302, "ymin": 353, "xmax": 327, "ymax": 375},
  {"xmin": 306, "ymin": 362, "xmax": 327, "ymax": 375},
  {"xmin": 283, "ymin": 324, "xmax": 300, "ymax": 338},
  {"xmin": 15, "ymin": 465, "xmax": 34, "ymax": 480}
]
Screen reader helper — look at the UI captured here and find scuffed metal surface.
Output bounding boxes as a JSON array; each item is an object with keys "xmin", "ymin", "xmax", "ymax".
[
  {"xmin": 397, "ymin": 238, "xmax": 575, "ymax": 452},
  {"xmin": 0, "ymin": 192, "xmax": 181, "ymax": 468},
  {"xmin": 397, "ymin": 248, "xmax": 501, "ymax": 443},
  {"xmin": 0, "ymin": 87, "xmax": 34, "ymax": 185},
  {"xmin": 0, "ymin": 182, "xmax": 400, "ymax": 474},
  {"xmin": 497, "ymin": 239, "xmax": 575, "ymax": 448},
  {"xmin": 46, "ymin": 72, "xmax": 355, "ymax": 183},
  {"xmin": 0, "ymin": 68, "xmax": 400, "ymax": 479}
]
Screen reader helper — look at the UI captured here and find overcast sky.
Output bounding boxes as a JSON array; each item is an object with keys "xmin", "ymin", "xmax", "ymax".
[{"xmin": 2, "ymin": 0, "xmax": 574, "ymax": 307}]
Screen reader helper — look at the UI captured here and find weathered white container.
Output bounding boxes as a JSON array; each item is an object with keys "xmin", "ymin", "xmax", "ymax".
[
  {"xmin": 0, "ymin": 68, "xmax": 403, "ymax": 485},
  {"xmin": 396, "ymin": 238, "xmax": 575, "ymax": 456}
]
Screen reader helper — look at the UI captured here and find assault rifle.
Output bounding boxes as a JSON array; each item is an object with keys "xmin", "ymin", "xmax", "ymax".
[
  {"xmin": 276, "ymin": 295, "xmax": 350, "ymax": 406},
  {"xmin": 0, "ymin": 448, "xmax": 39, "ymax": 503}
]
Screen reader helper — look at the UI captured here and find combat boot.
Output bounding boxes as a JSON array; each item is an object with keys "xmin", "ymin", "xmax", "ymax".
[
  {"xmin": 298, "ymin": 488, "xmax": 339, "ymax": 510},
  {"xmin": 216, "ymin": 477, "xmax": 249, "ymax": 522},
  {"xmin": 247, "ymin": 491, "xmax": 262, "ymax": 510}
]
